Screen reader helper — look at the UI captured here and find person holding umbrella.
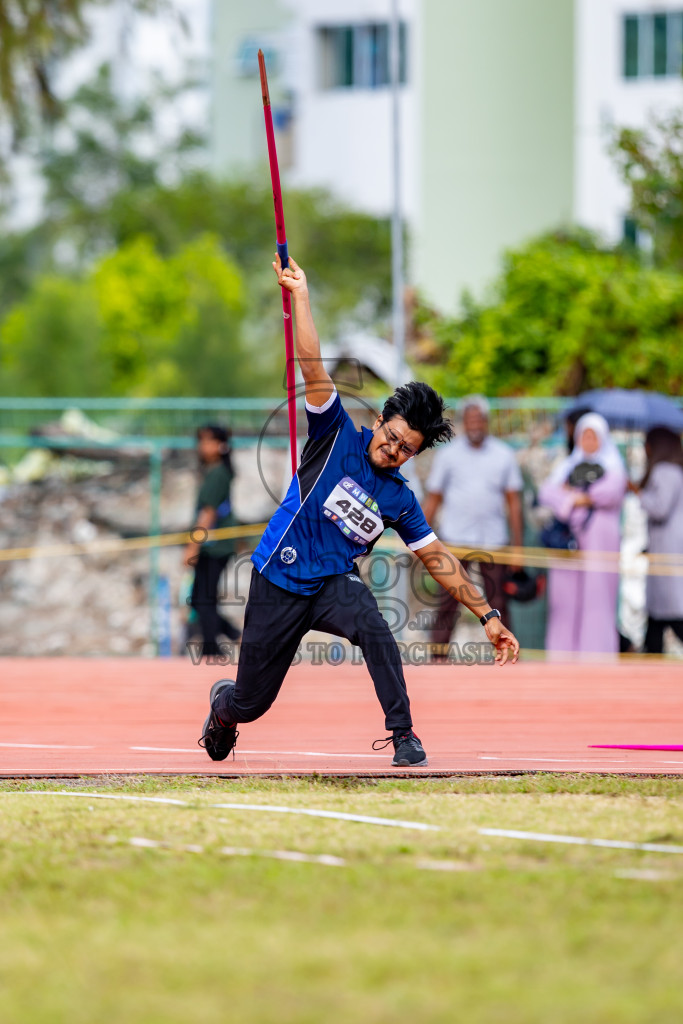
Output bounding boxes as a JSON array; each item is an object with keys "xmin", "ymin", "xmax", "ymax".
[
  {"xmin": 567, "ymin": 390, "xmax": 683, "ymax": 435},
  {"xmin": 630, "ymin": 427, "xmax": 683, "ymax": 654}
]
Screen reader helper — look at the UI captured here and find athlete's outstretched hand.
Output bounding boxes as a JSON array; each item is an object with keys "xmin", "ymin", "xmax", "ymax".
[
  {"xmin": 484, "ymin": 617, "xmax": 520, "ymax": 666},
  {"xmin": 273, "ymin": 253, "xmax": 308, "ymax": 295}
]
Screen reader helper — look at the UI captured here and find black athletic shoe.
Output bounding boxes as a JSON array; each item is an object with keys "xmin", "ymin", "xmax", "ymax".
[
  {"xmin": 198, "ymin": 679, "xmax": 239, "ymax": 761},
  {"xmin": 373, "ymin": 729, "xmax": 428, "ymax": 767}
]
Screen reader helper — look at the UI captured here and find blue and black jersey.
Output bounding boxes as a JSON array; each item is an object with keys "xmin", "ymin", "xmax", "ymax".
[{"xmin": 252, "ymin": 390, "xmax": 436, "ymax": 595}]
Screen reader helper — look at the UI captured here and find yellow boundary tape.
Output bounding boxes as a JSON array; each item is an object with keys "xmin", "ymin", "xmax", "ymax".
[
  {"xmin": 0, "ymin": 524, "xmax": 682, "ymax": 576},
  {"xmin": 0, "ymin": 524, "xmax": 267, "ymax": 564},
  {"xmin": 443, "ymin": 544, "xmax": 683, "ymax": 576}
]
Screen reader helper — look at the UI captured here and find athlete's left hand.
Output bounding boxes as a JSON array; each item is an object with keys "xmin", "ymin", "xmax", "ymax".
[
  {"xmin": 273, "ymin": 253, "xmax": 308, "ymax": 295},
  {"xmin": 484, "ymin": 618, "xmax": 520, "ymax": 665}
]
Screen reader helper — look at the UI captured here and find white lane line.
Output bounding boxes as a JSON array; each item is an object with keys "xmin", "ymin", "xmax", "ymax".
[
  {"xmin": 480, "ymin": 827, "xmax": 683, "ymax": 854},
  {"xmin": 130, "ymin": 746, "xmax": 210, "ymax": 754},
  {"xmin": 0, "ymin": 742, "xmax": 94, "ymax": 750},
  {"xmin": 129, "ymin": 837, "xmax": 204, "ymax": 853},
  {"xmin": 211, "ymin": 802, "xmax": 439, "ymax": 831},
  {"xmin": 24, "ymin": 791, "xmax": 188, "ymax": 806},
  {"xmin": 415, "ymin": 859, "xmax": 479, "ymax": 873},
  {"xmin": 478, "ymin": 756, "xmax": 628, "ymax": 764},
  {"xmin": 123, "ymin": 836, "xmax": 345, "ymax": 866},
  {"xmin": 614, "ymin": 869, "xmax": 677, "ymax": 881},
  {"xmin": 220, "ymin": 846, "xmax": 346, "ymax": 867},
  {"xmin": 20, "ymin": 791, "xmax": 439, "ymax": 831},
  {"xmin": 130, "ymin": 746, "xmax": 388, "ymax": 759},
  {"xmin": 130, "ymin": 747, "xmax": 204, "ymax": 754}
]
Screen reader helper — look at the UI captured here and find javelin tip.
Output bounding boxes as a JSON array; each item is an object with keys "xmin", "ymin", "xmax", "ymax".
[{"xmin": 258, "ymin": 49, "xmax": 270, "ymax": 107}]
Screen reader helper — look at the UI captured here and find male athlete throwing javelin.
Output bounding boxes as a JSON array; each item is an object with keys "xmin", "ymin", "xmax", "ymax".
[{"xmin": 199, "ymin": 255, "xmax": 519, "ymax": 767}]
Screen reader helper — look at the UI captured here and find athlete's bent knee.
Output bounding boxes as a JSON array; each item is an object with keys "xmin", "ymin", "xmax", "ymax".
[{"xmin": 230, "ymin": 697, "xmax": 274, "ymax": 724}]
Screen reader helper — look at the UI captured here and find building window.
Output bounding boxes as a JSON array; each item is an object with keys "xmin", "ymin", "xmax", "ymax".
[
  {"xmin": 318, "ymin": 23, "xmax": 408, "ymax": 89},
  {"xmin": 624, "ymin": 16, "xmax": 640, "ymax": 77},
  {"xmin": 623, "ymin": 11, "xmax": 683, "ymax": 79},
  {"xmin": 235, "ymin": 37, "xmax": 279, "ymax": 78},
  {"xmin": 653, "ymin": 14, "xmax": 668, "ymax": 75},
  {"xmin": 622, "ymin": 215, "xmax": 639, "ymax": 248}
]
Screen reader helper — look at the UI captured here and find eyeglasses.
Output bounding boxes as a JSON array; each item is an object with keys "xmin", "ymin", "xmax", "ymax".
[{"xmin": 380, "ymin": 421, "xmax": 419, "ymax": 459}]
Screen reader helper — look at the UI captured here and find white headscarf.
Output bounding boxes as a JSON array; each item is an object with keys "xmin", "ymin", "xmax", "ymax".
[{"xmin": 550, "ymin": 412, "xmax": 625, "ymax": 485}]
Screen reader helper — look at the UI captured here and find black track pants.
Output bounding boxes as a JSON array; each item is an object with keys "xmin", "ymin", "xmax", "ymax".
[{"xmin": 214, "ymin": 567, "xmax": 412, "ymax": 732}]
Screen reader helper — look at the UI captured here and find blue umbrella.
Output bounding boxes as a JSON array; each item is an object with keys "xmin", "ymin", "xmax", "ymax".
[{"xmin": 568, "ymin": 389, "xmax": 683, "ymax": 433}]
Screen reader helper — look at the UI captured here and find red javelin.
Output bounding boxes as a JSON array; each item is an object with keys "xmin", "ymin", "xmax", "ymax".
[{"xmin": 258, "ymin": 49, "xmax": 297, "ymax": 479}]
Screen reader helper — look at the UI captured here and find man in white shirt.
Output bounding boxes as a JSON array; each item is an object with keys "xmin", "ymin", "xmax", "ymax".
[{"xmin": 422, "ymin": 396, "xmax": 524, "ymax": 658}]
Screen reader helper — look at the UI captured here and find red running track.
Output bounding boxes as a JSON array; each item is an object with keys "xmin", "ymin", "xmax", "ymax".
[{"xmin": 1, "ymin": 657, "xmax": 682, "ymax": 777}]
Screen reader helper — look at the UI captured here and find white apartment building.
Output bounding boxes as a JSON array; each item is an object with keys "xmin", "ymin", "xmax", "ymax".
[
  {"xmin": 209, "ymin": 0, "xmax": 417, "ymax": 221},
  {"xmin": 211, "ymin": 0, "xmax": 683, "ymax": 312},
  {"xmin": 575, "ymin": 0, "xmax": 683, "ymax": 241}
]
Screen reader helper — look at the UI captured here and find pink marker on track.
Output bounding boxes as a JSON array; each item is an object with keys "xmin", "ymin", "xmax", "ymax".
[{"xmin": 590, "ymin": 744, "xmax": 683, "ymax": 751}]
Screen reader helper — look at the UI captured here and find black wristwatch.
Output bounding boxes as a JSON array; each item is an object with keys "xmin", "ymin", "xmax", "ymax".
[{"xmin": 480, "ymin": 609, "xmax": 501, "ymax": 627}]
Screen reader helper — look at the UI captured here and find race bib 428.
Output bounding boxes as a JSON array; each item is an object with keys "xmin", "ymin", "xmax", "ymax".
[{"xmin": 322, "ymin": 476, "xmax": 384, "ymax": 545}]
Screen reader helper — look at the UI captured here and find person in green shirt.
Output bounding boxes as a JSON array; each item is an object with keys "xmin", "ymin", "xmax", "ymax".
[{"xmin": 183, "ymin": 424, "xmax": 241, "ymax": 656}]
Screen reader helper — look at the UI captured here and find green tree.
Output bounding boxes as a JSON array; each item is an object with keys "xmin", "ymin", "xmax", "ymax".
[
  {"xmin": 612, "ymin": 113, "xmax": 683, "ymax": 270},
  {"xmin": 36, "ymin": 167, "xmax": 393, "ymax": 341},
  {"xmin": 0, "ymin": 35, "xmax": 395, "ymax": 398},
  {"xmin": 38, "ymin": 61, "xmax": 204, "ymax": 255},
  {"xmin": 0, "ymin": 0, "xmax": 165, "ymax": 131},
  {"xmin": 22, "ymin": 60, "xmax": 392, "ymax": 340},
  {"xmin": 424, "ymin": 232, "xmax": 683, "ymax": 398},
  {"xmin": 0, "ymin": 168, "xmax": 394, "ymax": 396},
  {"xmin": 0, "ymin": 0, "xmax": 170, "ymax": 211},
  {"xmin": 0, "ymin": 234, "xmax": 270, "ymax": 397},
  {"xmin": 0, "ymin": 274, "xmax": 112, "ymax": 395},
  {"xmin": 93, "ymin": 233, "xmax": 263, "ymax": 396}
]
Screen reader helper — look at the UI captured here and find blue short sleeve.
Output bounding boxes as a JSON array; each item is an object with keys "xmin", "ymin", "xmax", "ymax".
[
  {"xmin": 305, "ymin": 389, "xmax": 349, "ymax": 440},
  {"xmin": 393, "ymin": 490, "xmax": 437, "ymax": 551}
]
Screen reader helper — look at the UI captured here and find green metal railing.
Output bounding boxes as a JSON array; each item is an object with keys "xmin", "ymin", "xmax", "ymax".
[{"xmin": 0, "ymin": 394, "xmax": 659, "ymax": 656}]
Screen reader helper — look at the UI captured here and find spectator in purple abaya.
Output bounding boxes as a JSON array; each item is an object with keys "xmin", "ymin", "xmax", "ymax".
[{"xmin": 539, "ymin": 413, "xmax": 627, "ymax": 655}]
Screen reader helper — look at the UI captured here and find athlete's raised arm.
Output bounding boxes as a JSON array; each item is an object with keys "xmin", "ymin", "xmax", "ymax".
[{"xmin": 273, "ymin": 254, "xmax": 334, "ymax": 409}]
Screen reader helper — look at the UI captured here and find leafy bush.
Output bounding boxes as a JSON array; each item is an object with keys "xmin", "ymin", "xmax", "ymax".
[
  {"xmin": 0, "ymin": 58, "xmax": 394, "ymax": 399},
  {"xmin": 425, "ymin": 232, "xmax": 683, "ymax": 397},
  {"xmin": 0, "ymin": 235, "xmax": 266, "ymax": 397},
  {"xmin": 0, "ymin": 276, "xmax": 111, "ymax": 396},
  {"xmin": 612, "ymin": 114, "xmax": 683, "ymax": 271}
]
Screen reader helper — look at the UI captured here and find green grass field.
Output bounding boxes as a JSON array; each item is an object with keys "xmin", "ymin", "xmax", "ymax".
[{"xmin": 2, "ymin": 774, "xmax": 683, "ymax": 1024}]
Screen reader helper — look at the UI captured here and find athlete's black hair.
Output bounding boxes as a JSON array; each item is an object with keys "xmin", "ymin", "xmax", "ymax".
[
  {"xmin": 196, "ymin": 423, "xmax": 233, "ymax": 474},
  {"xmin": 381, "ymin": 381, "xmax": 454, "ymax": 452}
]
